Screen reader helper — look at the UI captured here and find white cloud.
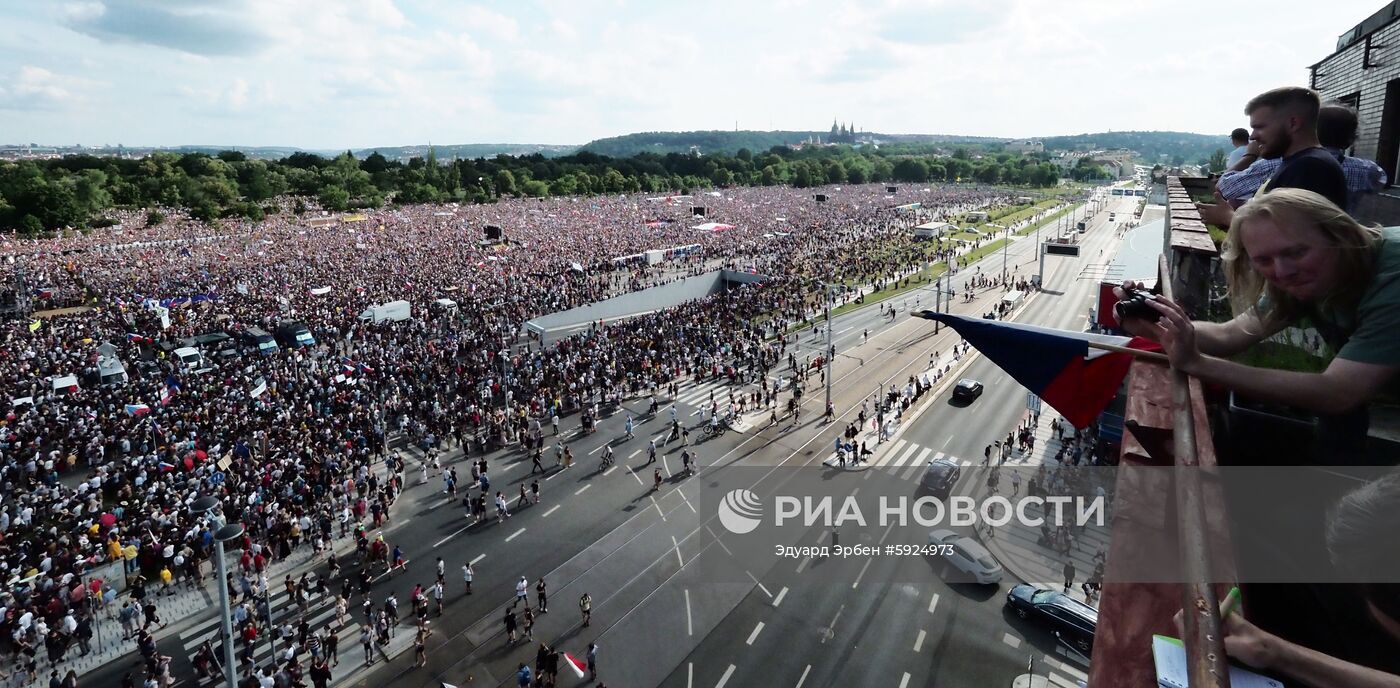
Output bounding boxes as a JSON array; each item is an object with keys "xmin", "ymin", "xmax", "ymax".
[{"xmin": 0, "ymin": 0, "xmax": 1375, "ymax": 147}]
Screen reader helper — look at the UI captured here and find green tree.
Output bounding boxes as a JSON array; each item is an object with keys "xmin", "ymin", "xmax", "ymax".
[
  {"xmin": 318, "ymin": 185, "xmax": 350, "ymax": 211},
  {"xmin": 146, "ymin": 210, "xmax": 166, "ymax": 227},
  {"xmin": 892, "ymin": 159, "xmax": 929, "ymax": 182},
  {"xmin": 493, "ymin": 169, "xmax": 517, "ymax": 197},
  {"xmin": 1208, "ymin": 148, "xmax": 1227, "ymax": 173}
]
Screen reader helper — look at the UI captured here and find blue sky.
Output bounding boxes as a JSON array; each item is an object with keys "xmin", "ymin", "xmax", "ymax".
[{"xmin": 0, "ymin": 0, "xmax": 1376, "ymax": 149}]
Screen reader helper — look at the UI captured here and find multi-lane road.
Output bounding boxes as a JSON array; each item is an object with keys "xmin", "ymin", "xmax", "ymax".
[{"xmin": 85, "ymin": 190, "xmax": 1136, "ymax": 688}]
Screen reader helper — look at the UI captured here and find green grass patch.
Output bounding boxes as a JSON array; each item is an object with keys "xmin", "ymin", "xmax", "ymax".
[{"xmin": 1232, "ymin": 342, "xmax": 1329, "ymax": 374}]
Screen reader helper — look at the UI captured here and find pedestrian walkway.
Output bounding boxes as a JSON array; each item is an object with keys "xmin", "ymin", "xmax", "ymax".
[
  {"xmin": 977, "ymin": 406, "xmax": 1114, "ymax": 606},
  {"xmin": 50, "ymin": 438, "xmax": 437, "ymax": 688},
  {"xmin": 174, "ymin": 573, "xmax": 414, "ymax": 685}
]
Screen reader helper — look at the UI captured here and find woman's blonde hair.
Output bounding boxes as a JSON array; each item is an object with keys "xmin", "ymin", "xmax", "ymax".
[{"xmin": 1222, "ymin": 188, "xmax": 1381, "ymax": 330}]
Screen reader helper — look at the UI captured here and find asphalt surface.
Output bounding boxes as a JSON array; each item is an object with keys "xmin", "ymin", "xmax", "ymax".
[{"xmin": 82, "ymin": 191, "xmax": 1137, "ymax": 688}]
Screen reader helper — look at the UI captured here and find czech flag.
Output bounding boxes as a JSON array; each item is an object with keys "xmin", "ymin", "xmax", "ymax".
[
  {"xmin": 125, "ymin": 403, "xmax": 151, "ymax": 417},
  {"xmin": 562, "ymin": 652, "xmax": 587, "ymax": 679},
  {"xmin": 913, "ymin": 311, "xmax": 1162, "ymax": 428}
]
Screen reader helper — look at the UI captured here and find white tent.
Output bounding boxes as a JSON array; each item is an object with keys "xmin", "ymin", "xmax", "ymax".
[{"xmin": 690, "ymin": 222, "xmax": 735, "ymax": 232}]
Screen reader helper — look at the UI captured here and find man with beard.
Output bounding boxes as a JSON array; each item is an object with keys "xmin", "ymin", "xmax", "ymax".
[{"xmin": 1200, "ymin": 86, "xmax": 1347, "ymax": 227}]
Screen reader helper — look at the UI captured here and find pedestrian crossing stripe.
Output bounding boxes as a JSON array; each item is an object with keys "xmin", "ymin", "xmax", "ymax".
[
  {"xmin": 873, "ymin": 440, "xmax": 907, "ymax": 467},
  {"xmin": 890, "ymin": 444, "xmax": 921, "ymax": 469}
]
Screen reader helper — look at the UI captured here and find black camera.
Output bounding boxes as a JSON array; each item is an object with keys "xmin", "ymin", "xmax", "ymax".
[{"xmin": 1114, "ymin": 288, "xmax": 1159, "ymax": 322}]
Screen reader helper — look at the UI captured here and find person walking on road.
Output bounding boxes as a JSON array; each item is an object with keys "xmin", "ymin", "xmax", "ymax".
[
  {"xmin": 535, "ymin": 577, "xmax": 548, "ymax": 613},
  {"xmin": 652, "ymin": 467, "xmax": 663, "ymax": 492},
  {"xmin": 516, "ymin": 663, "xmax": 532, "ymax": 688},
  {"xmin": 624, "ymin": 415, "xmax": 634, "ymax": 440},
  {"xmin": 414, "ymin": 623, "xmax": 432, "ymax": 667},
  {"xmin": 1011, "ymin": 471, "xmax": 1022, "ymax": 497},
  {"xmin": 1063, "ymin": 560, "xmax": 1076, "ymax": 594},
  {"xmin": 514, "ymin": 576, "xmax": 529, "ymax": 609},
  {"xmin": 522, "ymin": 607, "xmax": 535, "ymax": 640},
  {"xmin": 462, "ymin": 562, "xmax": 474, "ymax": 596},
  {"xmin": 647, "ymin": 439, "xmax": 657, "ymax": 464},
  {"xmin": 504, "ymin": 608, "xmax": 518, "ymax": 644},
  {"xmin": 579, "ymin": 593, "xmax": 592, "ymax": 628},
  {"xmin": 587, "ymin": 642, "xmax": 599, "ymax": 681}
]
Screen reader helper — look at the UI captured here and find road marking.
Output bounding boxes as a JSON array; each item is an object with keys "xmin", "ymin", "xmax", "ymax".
[
  {"xmin": 432, "ymin": 524, "xmax": 471, "ymax": 548},
  {"xmin": 851, "ymin": 557, "xmax": 873, "ymax": 589},
  {"xmin": 575, "ymin": 484, "xmax": 591, "ymax": 496},
  {"xmin": 772, "ymin": 586, "xmax": 788, "ymax": 608},
  {"xmin": 914, "ymin": 629, "xmax": 926, "ymax": 652},
  {"xmin": 545, "ymin": 468, "xmax": 564, "ymax": 481},
  {"xmin": 651, "ymin": 495, "xmax": 666, "ymax": 521},
  {"xmin": 716, "ymin": 664, "xmax": 737, "ymax": 688},
  {"xmin": 685, "ymin": 589, "xmax": 693, "ymax": 636},
  {"xmin": 630, "ymin": 467, "xmax": 644, "ymax": 486},
  {"xmin": 746, "ymin": 622, "xmax": 764, "ymax": 645},
  {"xmin": 504, "ymin": 527, "xmax": 526, "ymax": 542},
  {"xmin": 1002, "ymin": 633, "xmax": 1022, "ymax": 649},
  {"xmin": 874, "ymin": 439, "xmax": 907, "ymax": 467},
  {"xmin": 898, "ymin": 673, "xmax": 911, "ymax": 688},
  {"xmin": 603, "ymin": 466, "xmax": 617, "ymax": 477},
  {"xmin": 673, "ymin": 535, "xmax": 684, "ymax": 567},
  {"xmin": 836, "ymin": 326, "xmax": 854, "ymax": 334},
  {"xmin": 795, "ymin": 552, "xmax": 813, "ymax": 573},
  {"xmin": 890, "ymin": 443, "xmax": 921, "ymax": 468},
  {"xmin": 821, "ymin": 605, "xmax": 844, "ymax": 644},
  {"xmin": 913, "ymin": 447, "xmax": 933, "ymax": 467},
  {"xmin": 628, "ymin": 449, "xmax": 642, "ymax": 459},
  {"xmin": 542, "ymin": 505, "xmax": 561, "ymax": 518},
  {"xmin": 795, "ymin": 665, "xmax": 811, "ymax": 688},
  {"xmin": 589, "ymin": 444, "xmax": 604, "ymax": 455},
  {"xmin": 471, "ymin": 553, "xmax": 486, "ymax": 565},
  {"xmin": 928, "ymin": 593, "xmax": 939, "ymax": 613}
]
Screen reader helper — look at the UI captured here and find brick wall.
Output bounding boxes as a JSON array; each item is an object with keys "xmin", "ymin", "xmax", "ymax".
[{"xmin": 1313, "ymin": 13, "xmax": 1400, "ymax": 183}]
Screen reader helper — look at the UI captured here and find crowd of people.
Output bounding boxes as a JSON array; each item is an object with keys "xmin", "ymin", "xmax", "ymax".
[{"xmin": 0, "ymin": 182, "xmax": 1026, "ymax": 682}]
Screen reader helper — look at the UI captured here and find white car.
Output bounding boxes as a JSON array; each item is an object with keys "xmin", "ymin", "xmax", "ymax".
[{"xmin": 929, "ymin": 529, "xmax": 1003, "ymax": 585}]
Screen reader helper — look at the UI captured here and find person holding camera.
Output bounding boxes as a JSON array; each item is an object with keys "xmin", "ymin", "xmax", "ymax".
[{"xmin": 1116, "ymin": 188, "xmax": 1400, "ymax": 457}]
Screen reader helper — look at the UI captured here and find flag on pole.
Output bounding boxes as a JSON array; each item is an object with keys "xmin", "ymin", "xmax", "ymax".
[
  {"xmin": 913, "ymin": 311, "xmax": 1162, "ymax": 428},
  {"xmin": 563, "ymin": 652, "xmax": 587, "ymax": 679},
  {"xmin": 125, "ymin": 403, "xmax": 151, "ymax": 417}
]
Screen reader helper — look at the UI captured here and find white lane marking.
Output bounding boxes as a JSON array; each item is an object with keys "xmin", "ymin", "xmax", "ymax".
[
  {"xmin": 874, "ymin": 439, "xmax": 907, "ymax": 467},
  {"xmin": 1002, "ymin": 632, "xmax": 1022, "ymax": 649},
  {"xmin": 928, "ymin": 593, "xmax": 939, "ymax": 613},
  {"xmin": 716, "ymin": 664, "xmax": 737, "ymax": 688},
  {"xmin": 685, "ymin": 589, "xmax": 693, "ymax": 636},
  {"xmin": 688, "ymin": 663, "xmax": 694, "ymax": 688},
  {"xmin": 772, "ymin": 586, "xmax": 788, "ymax": 608},
  {"xmin": 545, "ymin": 469, "xmax": 564, "ymax": 481},
  {"xmin": 575, "ymin": 484, "xmax": 591, "ymax": 496},
  {"xmin": 942, "ymin": 435, "xmax": 955, "ymax": 448},
  {"xmin": 603, "ymin": 466, "xmax": 618, "ymax": 477},
  {"xmin": 651, "ymin": 495, "xmax": 666, "ymax": 521},
  {"xmin": 630, "ymin": 467, "xmax": 644, "ymax": 486},
  {"xmin": 471, "ymin": 553, "xmax": 486, "ymax": 565},
  {"xmin": 542, "ymin": 505, "xmax": 561, "ymax": 518},
  {"xmin": 746, "ymin": 622, "xmax": 764, "ymax": 645},
  {"xmin": 898, "ymin": 672, "xmax": 911, "ymax": 688},
  {"xmin": 912, "ymin": 447, "xmax": 933, "ymax": 467},
  {"xmin": 914, "ymin": 629, "xmax": 926, "ymax": 652},
  {"xmin": 432, "ymin": 524, "xmax": 471, "ymax": 548},
  {"xmin": 821, "ymin": 605, "xmax": 844, "ymax": 644},
  {"xmin": 589, "ymin": 444, "xmax": 604, "ymax": 455},
  {"xmin": 504, "ymin": 527, "xmax": 526, "ymax": 542},
  {"xmin": 795, "ymin": 553, "xmax": 812, "ymax": 574},
  {"xmin": 673, "ymin": 535, "xmax": 684, "ymax": 567},
  {"xmin": 795, "ymin": 665, "xmax": 811, "ymax": 688},
  {"xmin": 851, "ymin": 557, "xmax": 873, "ymax": 589},
  {"xmin": 628, "ymin": 449, "xmax": 642, "ymax": 459},
  {"xmin": 890, "ymin": 443, "xmax": 921, "ymax": 468}
]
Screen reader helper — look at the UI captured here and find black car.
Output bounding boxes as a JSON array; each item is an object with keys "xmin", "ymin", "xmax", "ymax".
[
  {"xmin": 951, "ymin": 379, "xmax": 984, "ymax": 402},
  {"xmin": 1005, "ymin": 584, "xmax": 1098, "ymax": 654},
  {"xmin": 920, "ymin": 457, "xmax": 963, "ymax": 498}
]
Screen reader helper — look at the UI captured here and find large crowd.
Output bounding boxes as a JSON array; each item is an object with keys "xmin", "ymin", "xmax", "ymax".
[{"xmin": 0, "ymin": 182, "xmax": 1023, "ymax": 681}]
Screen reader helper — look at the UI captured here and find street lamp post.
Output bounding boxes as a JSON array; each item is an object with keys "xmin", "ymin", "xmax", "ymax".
[
  {"xmin": 191, "ymin": 496, "xmax": 245, "ymax": 688},
  {"xmin": 986, "ymin": 223, "xmax": 1009, "ymax": 280}
]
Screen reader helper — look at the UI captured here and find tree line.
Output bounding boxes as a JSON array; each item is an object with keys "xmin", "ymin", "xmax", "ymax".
[{"xmin": 0, "ymin": 144, "xmax": 1066, "ymax": 234}]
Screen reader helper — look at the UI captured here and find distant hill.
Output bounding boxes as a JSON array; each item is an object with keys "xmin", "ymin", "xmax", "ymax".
[
  {"xmin": 1036, "ymin": 131, "xmax": 1226, "ymax": 164},
  {"xmin": 579, "ymin": 130, "xmax": 1009, "ymax": 157},
  {"xmin": 349, "ymin": 143, "xmax": 578, "ymax": 161}
]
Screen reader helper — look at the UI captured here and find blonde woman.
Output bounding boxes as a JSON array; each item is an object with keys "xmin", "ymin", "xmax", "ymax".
[{"xmin": 1118, "ymin": 188, "xmax": 1399, "ymax": 453}]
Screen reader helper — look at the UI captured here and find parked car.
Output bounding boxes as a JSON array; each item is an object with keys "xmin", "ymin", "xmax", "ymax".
[
  {"xmin": 1005, "ymin": 585, "xmax": 1098, "ymax": 654},
  {"xmin": 241, "ymin": 327, "xmax": 278, "ymax": 356},
  {"xmin": 920, "ymin": 457, "xmax": 963, "ymax": 499},
  {"xmin": 929, "ymin": 529, "xmax": 1003, "ymax": 584},
  {"xmin": 952, "ymin": 379, "xmax": 984, "ymax": 402},
  {"xmin": 275, "ymin": 321, "xmax": 316, "ymax": 348}
]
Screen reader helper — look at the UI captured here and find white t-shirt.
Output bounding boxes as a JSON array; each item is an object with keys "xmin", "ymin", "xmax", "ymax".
[{"xmin": 1226, "ymin": 144, "xmax": 1249, "ymax": 169}]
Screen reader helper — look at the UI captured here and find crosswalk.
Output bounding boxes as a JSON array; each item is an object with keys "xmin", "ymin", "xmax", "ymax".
[
  {"xmin": 669, "ymin": 377, "xmax": 763, "ymax": 414},
  {"xmin": 176, "ymin": 572, "xmax": 412, "ymax": 681},
  {"xmin": 860, "ymin": 439, "xmax": 971, "ymax": 481}
]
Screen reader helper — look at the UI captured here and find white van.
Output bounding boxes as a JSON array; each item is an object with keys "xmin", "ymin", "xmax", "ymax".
[
  {"xmin": 174, "ymin": 346, "xmax": 205, "ymax": 370},
  {"xmin": 360, "ymin": 300, "xmax": 412, "ymax": 324},
  {"xmin": 432, "ymin": 298, "xmax": 458, "ymax": 314}
]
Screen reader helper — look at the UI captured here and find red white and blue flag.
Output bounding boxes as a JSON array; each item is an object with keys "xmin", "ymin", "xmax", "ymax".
[
  {"xmin": 125, "ymin": 403, "xmax": 151, "ymax": 417},
  {"xmin": 341, "ymin": 357, "xmax": 375, "ymax": 375},
  {"xmin": 914, "ymin": 311, "xmax": 1161, "ymax": 428}
]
